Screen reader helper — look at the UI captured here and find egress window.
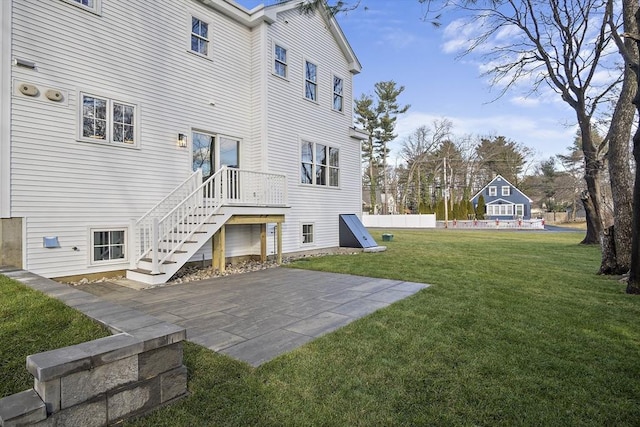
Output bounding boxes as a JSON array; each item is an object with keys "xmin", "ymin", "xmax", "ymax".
[
  {"xmin": 191, "ymin": 16, "xmax": 209, "ymax": 56},
  {"xmin": 92, "ymin": 229, "xmax": 126, "ymax": 263},
  {"xmin": 80, "ymin": 93, "xmax": 137, "ymax": 146},
  {"xmin": 301, "ymin": 141, "xmax": 339, "ymax": 187}
]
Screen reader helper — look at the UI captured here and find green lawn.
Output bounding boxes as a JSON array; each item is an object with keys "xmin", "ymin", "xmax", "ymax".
[
  {"xmin": 125, "ymin": 229, "xmax": 640, "ymax": 426},
  {"xmin": 0, "ymin": 276, "xmax": 110, "ymax": 398}
]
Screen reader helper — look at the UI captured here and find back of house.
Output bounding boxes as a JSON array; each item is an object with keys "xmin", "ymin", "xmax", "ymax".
[{"xmin": 0, "ymin": 0, "xmax": 363, "ymax": 283}]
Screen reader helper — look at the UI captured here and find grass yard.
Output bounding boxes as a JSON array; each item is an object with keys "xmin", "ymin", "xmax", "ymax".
[
  {"xmin": 125, "ymin": 229, "xmax": 640, "ymax": 426},
  {"xmin": 0, "ymin": 276, "xmax": 110, "ymax": 398}
]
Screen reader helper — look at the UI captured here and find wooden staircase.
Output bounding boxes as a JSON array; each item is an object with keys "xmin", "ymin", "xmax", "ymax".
[{"xmin": 126, "ymin": 167, "xmax": 287, "ymax": 285}]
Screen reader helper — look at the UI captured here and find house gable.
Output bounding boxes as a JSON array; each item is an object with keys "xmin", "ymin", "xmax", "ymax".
[{"xmin": 470, "ymin": 174, "xmax": 532, "ymax": 204}]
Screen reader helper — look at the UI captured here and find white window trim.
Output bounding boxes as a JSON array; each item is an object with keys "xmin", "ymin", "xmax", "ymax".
[
  {"xmin": 300, "ymin": 139, "xmax": 340, "ymax": 188},
  {"xmin": 78, "ymin": 91, "xmax": 140, "ymax": 149},
  {"xmin": 502, "ymin": 186, "xmax": 511, "ymax": 196},
  {"xmin": 515, "ymin": 204, "xmax": 524, "ymax": 217},
  {"xmin": 188, "ymin": 14, "xmax": 212, "ymax": 59},
  {"xmin": 487, "ymin": 204, "xmax": 515, "ymax": 216},
  {"xmin": 332, "ymin": 73, "xmax": 344, "ymax": 113},
  {"xmin": 272, "ymin": 41, "xmax": 289, "ymax": 80},
  {"xmin": 488, "ymin": 186, "xmax": 497, "ymax": 197},
  {"xmin": 301, "ymin": 223, "xmax": 315, "ymax": 245},
  {"xmin": 303, "ymin": 59, "xmax": 318, "ymax": 103},
  {"xmin": 61, "ymin": 0, "xmax": 102, "ymax": 15},
  {"xmin": 89, "ymin": 227, "xmax": 128, "ymax": 266}
]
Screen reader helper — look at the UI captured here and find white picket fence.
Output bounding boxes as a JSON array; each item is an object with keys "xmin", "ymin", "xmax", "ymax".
[{"xmin": 362, "ymin": 214, "xmax": 545, "ymax": 230}]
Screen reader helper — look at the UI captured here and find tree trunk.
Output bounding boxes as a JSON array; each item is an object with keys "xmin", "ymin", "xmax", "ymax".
[
  {"xmin": 603, "ymin": 0, "xmax": 638, "ymax": 274},
  {"xmin": 600, "ymin": 226, "xmax": 618, "ymax": 274},
  {"xmin": 581, "ymin": 190, "xmax": 601, "ymax": 244}
]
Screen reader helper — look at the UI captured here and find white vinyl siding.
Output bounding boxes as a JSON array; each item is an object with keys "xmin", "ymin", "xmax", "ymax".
[
  {"xmin": 12, "ymin": 0, "xmax": 253, "ymax": 277},
  {"xmin": 266, "ymin": 7, "xmax": 359, "ymax": 253}
]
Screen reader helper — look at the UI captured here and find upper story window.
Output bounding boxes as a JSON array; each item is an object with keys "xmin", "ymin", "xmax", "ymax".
[
  {"xmin": 274, "ymin": 44, "xmax": 287, "ymax": 78},
  {"xmin": 502, "ymin": 186, "xmax": 511, "ymax": 196},
  {"xmin": 61, "ymin": 0, "xmax": 101, "ymax": 14},
  {"xmin": 301, "ymin": 141, "xmax": 339, "ymax": 187},
  {"xmin": 333, "ymin": 75, "xmax": 343, "ymax": 112},
  {"xmin": 488, "ymin": 186, "xmax": 497, "ymax": 197},
  {"xmin": 305, "ymin": 61, "xmax": 317, "ymax": 101},
  {"xmin": 191, "ymin": 17, "xmax": 210, "ymax": 56},
  {"xmin": 80, "ymin": 93, "xmax": 137, "ymax": 147}
]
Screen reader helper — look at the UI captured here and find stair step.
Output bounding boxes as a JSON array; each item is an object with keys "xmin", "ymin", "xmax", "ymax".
[
  {"xmin": 162, "ymin": 240, "xmax": 197, "ymax": 244},
  {"xmin": 129, "ymin": 268, "xmax": 166, "ymax": 276},
  {"xmin": 140, "ymin": 258, "xmax": 176, "ymax": 264},
  {"xmin": 156, "ymin": 249, "xmax": 187, "ymax": 254}
]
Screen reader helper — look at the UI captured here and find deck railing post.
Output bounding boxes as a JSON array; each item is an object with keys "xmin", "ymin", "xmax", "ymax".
[
  {"xmin": 151, "ymin": 217, "xmax": 160, "ymax": 275},
  {"xmin": 129, "ymin": 219, "xmax": 137, "ymax": 269}
]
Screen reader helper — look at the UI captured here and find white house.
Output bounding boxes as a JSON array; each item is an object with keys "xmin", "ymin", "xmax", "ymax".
[{"xmin": 0, "ymin": 0, "xmax": 364, "ymax": 284}]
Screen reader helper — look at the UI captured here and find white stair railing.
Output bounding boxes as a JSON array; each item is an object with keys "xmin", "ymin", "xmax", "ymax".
[
  {"xmin": 133, "ymin": 167, "xmax": 288, "ymax": 273},
  {"xmin": 131, "ymin": 170, "xmax": 202, "ymax": 268}
]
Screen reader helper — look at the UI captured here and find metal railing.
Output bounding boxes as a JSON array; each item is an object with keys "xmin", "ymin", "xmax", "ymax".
[{"xmin": 132, "ymin": 167, "xmax": 287, "ymax": 273}]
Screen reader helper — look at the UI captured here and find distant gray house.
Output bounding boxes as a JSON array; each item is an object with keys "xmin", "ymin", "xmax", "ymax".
[{"xmin": 470, "ymin": 175, "xmax": 533, "ymax": 220}]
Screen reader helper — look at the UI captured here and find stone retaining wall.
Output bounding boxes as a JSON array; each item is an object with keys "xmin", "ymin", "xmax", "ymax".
[{"xmin": 0, "ymin": 267, "xmax": 188, "ymax": 426}]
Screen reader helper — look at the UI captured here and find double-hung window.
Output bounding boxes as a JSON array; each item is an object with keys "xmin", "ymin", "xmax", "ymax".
[
  {"xmin": 305, "ymin": 60, "xmax": 317, "ymax": 101},
  {"xmin": 332, "ymin": 75, "xmax": 343, "ymax": 112},
  {"xmin": 302, "ymin": 224, "xmax": 314, "ymax": 244},
  {"xmin": 191, "ymin": 16, "xmax": 209, "ymax": 56},
  {"xmin": 92, "ymin": 229, "xmax": 126, "ymax": 263},
  {"xmin": 62, "ymin": 0, "xmax": 101, "ymax": 14},
  {"xmin": 488, "ymin": 186, "xmax": 497, "ymax": 197},
  {"xmin": 80, "ymin": 93, "xmax": 137, "ymax": 146},
  {"xmin": 301, "ymin": 141, "xmax": 339, "ymax": 187},
  {"xmin": 274, "ymin": 44, "xmax": 287, "ymax": 78},
  {"xmin": 502, "ymin": 186, "xmax": 511, "ymax": 196}
]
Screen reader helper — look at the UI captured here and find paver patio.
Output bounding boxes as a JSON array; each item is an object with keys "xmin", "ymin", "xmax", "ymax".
[{"xmin": 76, "ymin": 268, "xmax": 430, "ymax": 366}]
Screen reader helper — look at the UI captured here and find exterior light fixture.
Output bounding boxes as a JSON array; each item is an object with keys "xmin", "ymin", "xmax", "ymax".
[{"xmin": 178, "ymin": 133, "xmax": 188, "ymax": 148}]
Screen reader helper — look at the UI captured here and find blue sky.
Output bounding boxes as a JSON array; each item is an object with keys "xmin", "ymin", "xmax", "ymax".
[{"xmin": 237, "ymin": 0, "xmax": 579, "ymax": 165}]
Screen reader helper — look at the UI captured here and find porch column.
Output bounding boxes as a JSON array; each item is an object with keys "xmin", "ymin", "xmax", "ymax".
[
  {"xmin": 212, "ymin": 225, "xmax": 226, "ymax": 273},
  {"xmin": 260, "ymin": 224, "xmax": 267, "ymax": 262},
  {"xmin": 277, "ymin": 223, "xmax": 282, "ymax": 264}
]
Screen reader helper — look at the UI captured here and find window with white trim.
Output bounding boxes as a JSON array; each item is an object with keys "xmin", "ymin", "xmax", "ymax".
[
  {"xmin": 515, "ymin": 204, "xmax": 524, "ymax": 217},
  {"xmin": 301, "ymin": 141, "xmax": 339, "ymax": 187},
  {"xmin": 502, "ymin": 186, "xmax": 511, "ymax": 196},
  {"xmin": 274, "ymin": 44, "xmax": 287, "ymax": 78},
  {"xmin": 487, "ymin": 204, "xmax": 514, "ymax": 216},
  {"xmin": 332, "ymin": 75, "xmax": 343, "ymax": 112},
  {"xmin": 302, "ymin": 223, "xmax": 314, "ymax": 244},
  {"xmin": 62, "ymin": 0, "xmax": 101, "ymax": 14},
  {"xmin": 80, "ymin": 93, "xmax": 137, "ymax": 146},
  {"xmin": 304, "ymin": 60, "xmax": 317, "ymax": 101},
  {"xmin": 191, "ymin": 16, "xmax": 209, "ymax": 56},
  {"xmin": 92, "ymin": 229, "xmax": 126, "ymax": 263},
  {"xmin": 488, "ymin": 186, "xmax": 497, "ymax": 196}
]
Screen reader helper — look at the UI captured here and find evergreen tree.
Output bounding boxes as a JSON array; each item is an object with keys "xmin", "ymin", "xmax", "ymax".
[{"xmin": 476, "ymin": 195, "xmax": 486, "ymax": 220}]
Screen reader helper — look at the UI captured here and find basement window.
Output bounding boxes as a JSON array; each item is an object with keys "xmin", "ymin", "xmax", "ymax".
[
  {"xmin": 302, "ymin": 224, "xmax": 314, "ymax": 244},
  {"xmin": 91, "ymin": 229, "xmax": 126, "ymax": 263}
]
